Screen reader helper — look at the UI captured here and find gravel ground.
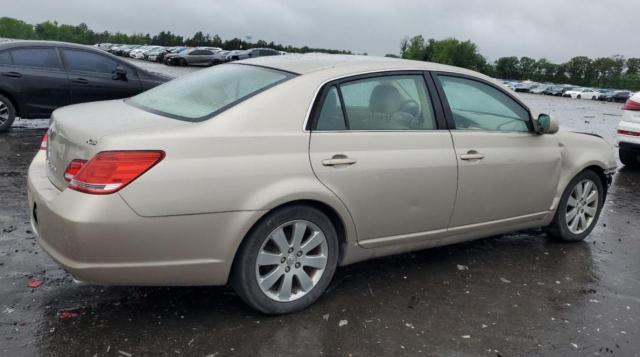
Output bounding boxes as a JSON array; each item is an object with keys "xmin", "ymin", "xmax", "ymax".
[{"xmin": 1, "ymin": 60, "xmax": 639, "ymax": 356}]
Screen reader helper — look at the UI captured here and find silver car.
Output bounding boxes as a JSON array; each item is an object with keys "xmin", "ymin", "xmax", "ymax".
[{"xmin": 28, "ymin": 55, "xmax": 616, "ymax": 314}]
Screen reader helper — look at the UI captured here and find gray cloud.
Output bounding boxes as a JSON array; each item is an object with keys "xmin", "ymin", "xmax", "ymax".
[{"xmin": 3, "ymin": 0, "xmax": 637, "ymax": 62}]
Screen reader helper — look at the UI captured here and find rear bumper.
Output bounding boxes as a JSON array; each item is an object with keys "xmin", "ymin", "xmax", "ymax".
[
  {"xmin": 616, "ymin": 119, "xmax": 640, "ymax": 148},
  {"xmin": 28, "ymin": 151, "xmax": 262, "ymax": 286}
]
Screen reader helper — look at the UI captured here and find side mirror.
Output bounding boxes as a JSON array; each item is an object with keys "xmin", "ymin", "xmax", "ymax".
[
  {"xmin": 534, "ymin": 113, "xmax": 559, "ymax": 134},
  {"xmin": 112, "ymin": 67, "xmax": 127, "ymax": 81}
]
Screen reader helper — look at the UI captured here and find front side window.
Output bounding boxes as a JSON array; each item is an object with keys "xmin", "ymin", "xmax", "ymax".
[
  {"xmin": 315, "ymin": 74, "xmax": 436, "ymax": 131},
  {"xmin": 10, "ymin": 48, "xmax": 61, "ymax": 69},
  {"xmin": 62, "ymin": 49, "xmax": 118, "ymax": 74},
  {"xmin": 129, "ymin": 64, "xmax": 293, "ymax": 121},
  {"xmin": 438, "ymin": 75, "xmax": 530, "ymax": 132}
]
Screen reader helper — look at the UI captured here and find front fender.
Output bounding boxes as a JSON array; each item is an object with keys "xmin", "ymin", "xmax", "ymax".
[{"xmin": 550, "ymin": 130, "xmax": 616, "ymax": 211}]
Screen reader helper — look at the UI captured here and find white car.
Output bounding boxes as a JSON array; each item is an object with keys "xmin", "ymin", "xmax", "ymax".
[
  {"xmin": 617, "ymin": 91, "xmax": 640, "ymax": 167},
  {"xmin": 564, "ymin": 88, "xmax": 600, "ymax": 100},
  {"xmin": 130, "ymin": 46, "xmax": 158, "ymax": 59}
]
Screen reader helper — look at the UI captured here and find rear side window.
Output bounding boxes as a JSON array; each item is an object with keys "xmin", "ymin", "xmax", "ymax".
[
  {"xmin": 62, "ymin": 49, "xmax": 118, "ymax": 74},
  {"xmin": 10, "ymin": 48, "xmax": 61, "ymax": 69},
  {"xmin": 0, "ymin": 51, "xmax": 11, "ymax": 65},
  {"xmin": 316, "ymin": 86, "xmax": 346, "ymax": 130},
  {"xmin": 438, "ymin": 75, "xmax": 530, "ymax": 132},
  {"xmin": 128, "ymin": 64, "xmax": 294, "ymax": 121},
  {"xmin": 315, "ymin": 74, "xmax": 437, "ymax": 130}
]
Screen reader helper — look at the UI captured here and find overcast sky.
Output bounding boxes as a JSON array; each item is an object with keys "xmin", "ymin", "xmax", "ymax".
[{"xmin": 3, "ymin": 0, "xmax": 637, "ymax": 62}]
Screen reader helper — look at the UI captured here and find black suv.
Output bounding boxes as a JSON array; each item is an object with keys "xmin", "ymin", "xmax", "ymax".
[{"xmin": 0, "ymin": 41, "xmax": 170, "ymax": 132}]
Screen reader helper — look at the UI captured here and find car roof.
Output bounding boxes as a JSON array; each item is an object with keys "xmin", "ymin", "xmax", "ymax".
[
  {"xmin": 0, "ymin": 40, "xmax": 99, "ymax": 51},
  {"xmin": 239, "ymin": 53, "xmax": 489, "ymax": 79}
]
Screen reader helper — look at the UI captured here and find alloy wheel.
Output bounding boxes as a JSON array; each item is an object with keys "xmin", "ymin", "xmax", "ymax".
[
  {"xmin": 0, "ymin": 101, "xmax": 9, "ymax": 125},
  {"xmin": 565, "ymin": 179, "xmax": 599, "ymax": 234},
  {"xmin": 255, "ymin": 220, "xmax": 328, "ymax": 302}
]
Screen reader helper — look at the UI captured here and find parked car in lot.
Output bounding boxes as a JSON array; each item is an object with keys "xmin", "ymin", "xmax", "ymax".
[
  {"xmin": 120, "ymin": 45, "xmax": 142, "ymax": 57},
  {"xmin": 155, "ymin": 47, "xmax": 185, "ymax": 63},
  {"xmin": 130, "ymin": 46, "xmax": 162, "ymax": 59},
  {"xmin": 227, "ymin": 48, "xmax": 281, "ymax": 61},
  {"xmin": 164, "ymin": 48, "xmax": 219, "ymax": 66},
  {"xmin": 529, "ymin": 85, "xmax": 551, "ymax": 94},
  {"xmin": 209, "ymin": 50, "xmax": 230, "ymax": 65},
  {"xmin": 144, "ymin": 47, "xmax": 166, "ymax": 62},
  {"xmin": 612, "ymin": 90, "xmax": 633, "ymax": 103},
  {"xmin": 224, "ymin": 50, "xmax": 243, "ymax": 62},
  {"xmin": 543, "ymin": 85, "xmax": 567, "ymax": 96},
  {"xmin": 509, "ymin": 82, "xmax": 532, "ymax": 92},
  {"xmin": 597, "ymin": 89, "xmax": 618, "ymax": 102},
  {"xmin": 617, "ymin": 92, "xmax": 640, "ymax": 168},
  {"xmin": 0, "ymin": 41, "xmax": 170, "ymax": 132},
  {"xmin": 564, "ymin": 87, "xmax": 600, "ymax": 100},
  {"xmin": 27, "ymin": 55, "xmax": 616, "ymax": 313}
]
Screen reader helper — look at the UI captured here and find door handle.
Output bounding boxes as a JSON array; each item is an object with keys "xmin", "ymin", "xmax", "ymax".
[
  {"xmin": 322, "ymin": 155, "xmax": 357, "ymax": 166},
  {"xmin": 1, "ymin": 71, "xmax": 22, "ymax": 78},
  {"xmin": 459, "ymin": 150, "xmax": 485, "ymax": 160},
  {"xmin": 72, "ymin": 78, "xmax": 89, "ymax": 84}
]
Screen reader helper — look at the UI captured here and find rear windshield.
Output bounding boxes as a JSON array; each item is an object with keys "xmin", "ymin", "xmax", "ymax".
[{"xmin": 128, "ymin": 64, "xmax": 293, "ymax": 121}]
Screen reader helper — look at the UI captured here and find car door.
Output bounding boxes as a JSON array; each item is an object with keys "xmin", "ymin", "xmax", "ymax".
[
  {"xmin": 433, "ymin": 73, "xmax": 562, "ymax": 228},
  {"xmin": 1, "ymin": 46, "xmax": 70, "ymax": 118},
  {"xmin": 61, "ymin": 48, "xmax": 142, "ymax": 104},
  {"xmin": 309, "ymin": 73, "xmax": 458, "ymax": 246},
  {"xmin": 193, "ymin": 50, "xmax": 214, "ymax": 64}
]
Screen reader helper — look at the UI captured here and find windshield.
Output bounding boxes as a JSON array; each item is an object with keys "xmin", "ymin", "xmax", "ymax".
[{"xmin": 128, "ymin": 64, "xmax": 294, "ymax": 121}]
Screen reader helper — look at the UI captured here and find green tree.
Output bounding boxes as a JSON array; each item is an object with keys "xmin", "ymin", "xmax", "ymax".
[
  {"xmin": 495, "ymin": 57, "xmax": 520, "ymax": 79},
  {"xmin": 518, "ymin": 57, "xmax": 536, "ymax": 80}
]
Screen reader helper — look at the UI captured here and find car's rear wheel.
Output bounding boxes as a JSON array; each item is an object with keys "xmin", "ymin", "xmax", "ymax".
[
  {"xmin": 0, "ymin": 95, "xmax": 16, "ymax": 133},
  {"xmin": 619, "ymin": 148, "xmax": 639, "ymax": 168},
  {"xmin": 546, "ymin": 170, "xmax": 603, "ymax": 242},
  {"xmin": 577, "ymin": 95, "xmax": 582, "ymax": 99},
  {"xmin": 232, "ymin": 205, "xmax": 339, "ymax": 314}
]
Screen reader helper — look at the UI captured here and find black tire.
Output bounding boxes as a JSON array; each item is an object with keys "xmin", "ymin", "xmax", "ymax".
[
  {"xmin": 232, "ymin": 205, "xmax": 339, "ymax": 314},
  {"xmin": 619, "ymin": 148, "xmax": 639, "ymax": 168},
  {"xmin": 577, "ymin": 95, "xmax": 581, "ymax": 99},
  {"xmin": 180, "ymin": 58, "xmax": 187, "ymax": 66},
  {"xmin": 0, "ymin": 95, "xmax": 16, "ymax": 133},
  {"xmin": 546, "ymin": 170, "xmax": 604, "ymax": 242}
]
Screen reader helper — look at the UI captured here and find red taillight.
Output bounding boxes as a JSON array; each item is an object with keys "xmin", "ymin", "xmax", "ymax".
[
  {"xmin": 618, "ymin": 129, "xmax": 640, "ymax": 137},
  {"xmin": 40, "ymin": 132, "xmax": 49, "ymax": 150},
  {"xmin": 68, "ymin": 151, "xmax": 165, "ymax": 195},
  {"xmin": 63, "ymin": 159, "xmax": 87, "ymax": 182},
  {"xmin": 623, "ymin": 98, "xmax": 640, "ymax": 111}
]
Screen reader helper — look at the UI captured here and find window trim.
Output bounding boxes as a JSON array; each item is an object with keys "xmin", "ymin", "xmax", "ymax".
[
  {"xmin": 431, "ymin": 71, "xmax": 535, "ymax": 133},
  {"xmin": 308, "ymin": 70, "xmax": 447, "ymax": 132},
  {"xmin": 5, "ymin": 46, "xmax": 64, "ymax": 71}
]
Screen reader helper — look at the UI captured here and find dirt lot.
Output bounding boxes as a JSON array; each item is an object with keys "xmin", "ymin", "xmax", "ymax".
[{"xmin": 1, "ymin": 61, "xmax": 639, "ymax": 357}]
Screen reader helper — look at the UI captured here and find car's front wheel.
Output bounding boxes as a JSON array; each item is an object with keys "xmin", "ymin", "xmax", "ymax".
[
  {"xmin": 546, "ymin": 170, "xmax": 604, "ymax": 242},
  {"xmin": 619, "ymin": 148, "xmax": 639, "ymax": 168},
  {"xmin": 0, "ymin": 95, "xmax": 16, "ymax": 133},
  {"xmin": 232, "ymin": 205, "xmax": 339, "ymax": 314}
]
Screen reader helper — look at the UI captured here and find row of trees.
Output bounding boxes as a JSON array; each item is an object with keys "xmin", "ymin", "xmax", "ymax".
[
  {"xmin": 401, "ymin": 35, "xmax": 640, "ymax": 90},
  {"xmin": 0, "ymin": 17, "xmax": 351, "ymax": 54}
]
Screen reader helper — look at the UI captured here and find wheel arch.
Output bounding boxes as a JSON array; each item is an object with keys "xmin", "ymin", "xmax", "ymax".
[
  {"xmin": 229, "ymin": 197, "xmax": 355, "ymax": 283},
  {"xmin": 0, "ymin": 89, "xmax": 20, "ymax": 117}
]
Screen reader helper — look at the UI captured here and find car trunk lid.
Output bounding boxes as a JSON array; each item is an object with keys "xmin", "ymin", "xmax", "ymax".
[{"xmin": 46, "ymin": 99, "xmax": 188, "ymax": 190}]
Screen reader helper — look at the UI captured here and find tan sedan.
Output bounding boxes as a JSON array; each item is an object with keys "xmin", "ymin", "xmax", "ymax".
[{"xmin": 28, "ymin": 55, "xmax": 616, "ymax": 314}]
